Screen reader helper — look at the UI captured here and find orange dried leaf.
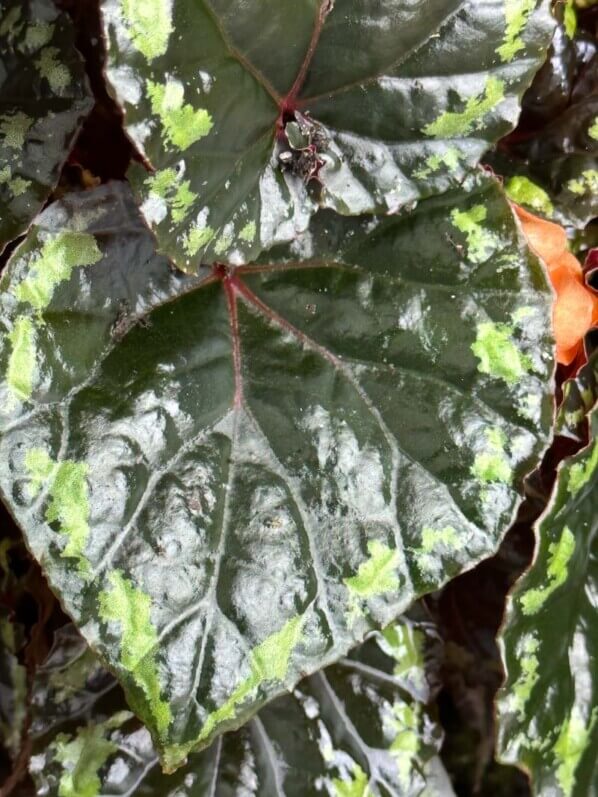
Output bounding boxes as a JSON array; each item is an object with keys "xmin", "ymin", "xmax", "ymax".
[{"xmin": 513, "ymin": 205, "xmax": 598, "ymax": 365}]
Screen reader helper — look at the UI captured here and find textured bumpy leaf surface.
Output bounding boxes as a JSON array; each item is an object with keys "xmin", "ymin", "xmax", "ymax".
[
  {"xmin": 29, "ymin": 613, "xmax": 454, "ymax": 796},
  {"xmin": 0, "ymin": 176, "xmax": 554, "ymax": 768},
  {"xmin": 0, "ymin": 0, "xmax": 93, "ymax": 251},
  {"xmin": 497, "ymin": 408, "xmax": 598, "ymax": 797},
  {"xmin": 101, "ymin": 0, "xmax": 554, "ymax": 269}
]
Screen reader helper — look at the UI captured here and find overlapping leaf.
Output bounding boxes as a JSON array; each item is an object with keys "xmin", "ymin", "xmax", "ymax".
[
  {"xmin": 101, "ymin": 0, "xmax": 554, "ymax": 269},
  {"xmin": 490, "ymin": 12, "xmax": 598, "ymax": 228},
  {"xmin": 0, "ymin": 176, "xmax": 553, "ymax": 768},
  {"xmin": 497, "ymin": 407, "xmax": 598, "ymax": 796},
  {"xmin": 557, "ymin": 331, "xmax": 598, "ymax": 439},
  {"xmin": 0, "ymin": 0, "xmax": 93, "ymax": 251},
  {"xmin": 28, "ymin": 612, "xmax": 452, "ymax": 797}
]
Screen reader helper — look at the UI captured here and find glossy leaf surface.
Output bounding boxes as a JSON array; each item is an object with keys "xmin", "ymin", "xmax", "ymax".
[
  {"xmin": 101, "ymin": 0, "xmax": 554, "ymax": 269},
  {"xmin": 29, "ymin": 613, "xmax": 453, "ymax": 796},
  {"xmin": 0, "ymin": 0, "xmax": 93, "ymax": 251},
  {"xmin": 0, "ymin": 177, "xmax": 554, "ymax": 768},
  {"xmin": 497, "ymin": 408, "xmax": 598, "ymax": 797}
]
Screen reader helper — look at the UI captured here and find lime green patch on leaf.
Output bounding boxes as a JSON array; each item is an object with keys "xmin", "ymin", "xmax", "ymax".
[
  {"xmin": 145, "ymin": 168, "xmax": 196, "ymax": 224},
  {"xmin": 99, "ymin": 571, "xmax": 172, "ymax": 738},
  {"xmin": 497, "ymin": 0, "xmax": 535, "ymax": 61},
  {"xmin": 0, "ymin": 112, "xmax": 33, "ymax": 150},
  {"xmin": 332, "ymin": 763, "xmax": 372, "ymax": 797},
  {"xmin": 589, "ymin": 118, "xmax": 598, "ymax": 141},
  {"xmin": 472, "ymin": 427, "xmax": 512, "ymax": 485},
  {"xmin": 390, "ymin": 702, "xmax": 420, "ymax": 787},
  {"xmin": 24, "ymin": 21, "xmax": 54, "ymax": 50},
  {"xmin": 382, "ymin": 624, "xmax": 425, "ymax": 680},
  {"xmin": 15, "ymin": 231, "xmax": 102, "ymax": 311},
  {"xmin": 471, "ymin": 320, "xmax": 532, "ymax": 385},
  {"xmin": 25, "ymin": 449, "xmax": 91, "ymax": 575},
  {"xmin": 553, "ymin": 708, "xmax": 597, "ymax": 797},
  {"xmin": 511, "ymin": 634, "xmax": 540, "ymax": 719},
  {"xmin": 239, "ymin": 221, "xmax": 257, "ymax": 243},
  {"xmin": 568, "ymin": 441, "xmax": 598, "ymax": 495},
  {"xmin": 413, "ymin": 147, "xmax": 460, "ymax": 179},
  {"xmin": 53, "ymin": 711, "xmax": 131, "ymax": 797},
  {"xmin": 344, "ymin": 540, "xmax": 400, "ymax": 598},
  {"xmin": 147, "ymin": 79, "xmax": 213, "ymax": 151},
  {"xmin": 413, "ymin": 526, "xmax": 462, "ymax": 574},
  {"xmin": 451, "ymin": 204, "xmax": 498, "ymax": 263},
  {"xmin": 122, "ymin": 0, "xmax": 173, "ymax": 61},
  {"xmin": 520, "ymin": 526, "xmax": 575, "ymax": 615},
  {"xmin": 423, "ymin": 77, "xmax": 505, "ymax": 138},
  {"xmin": 563, "ymin": 1, "xmax": 578, "ymax": 39},
  {"xmin": 567, "ymin": 170, "xmax": 598, "ymax": 196},
  {"xmin": 6, "ymin": 316, "xmax": 37, "ymax": 403},
  {"xmin": 36, "ymin": 47, "xmax": 70, "ymax": 92},
  {"xmin": 192, "ymin": 614, "xmax": 304, "ymax": 751},
  {"xmin": 183, "ymin": 224, "xmax": 215, "ymax": 257},
  {"xmin": 505, "ymin": 175, "xmax": 554, "ymax": 216}
]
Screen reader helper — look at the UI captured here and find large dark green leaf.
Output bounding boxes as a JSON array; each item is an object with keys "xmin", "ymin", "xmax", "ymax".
[
  {"xmin": 0, "ymin": 0, "xmax": 93, "ymax": 251},
  {"xmin": 101, "ymin": 0, "xmax": 554, "ymax": 269},
  {"xmin": 0, "ymin": 176, "xmax": 553, "ymax": 769},
  {"xmin": 496, "ymin": 408, "xmax": 598, "ymax": 797},
  {"xmin": 29, "ymin": 612, "xmax": 453, "ymax": 796}
]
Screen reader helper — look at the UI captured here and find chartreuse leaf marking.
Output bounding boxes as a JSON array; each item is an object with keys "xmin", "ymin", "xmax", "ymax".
[
  {"xmin": 390, "ymin": 703, "xmax": 422, "ymax": 787},
  {"xmin": 6, "ymin": 316, "xmax": 36, "ymax": 403},
  {"xmin": 24, "ymin": 21, "xmax": 54, "ymax": 49},
  {"xmin": 143, "ymin": 169, "xmax": 197, "ymax": 224},
  {"xmin": 332, "ymin": 764, "xmax": 372, "ymax": 796},
  {"xmin": 53, "ymin": 711, "xmax": 132, "ymax": 797},
  {"xmin": 589, "ymin": 119, "xmax": 598, "ymax": 141},
  {"xmin": 0, "ymin": 112, "xmax": 33, "ymax": 150},
  {"xmin": 344, "ymin": 541, "xmax": 400, "ymax": 598},
  {"xmin": 146, "ymin": 79, "xmax": 213, "ymax": 151},
  {"xmin": 498, "ymin": 0, "xmax": 536, "ymax": 62},
  {"xmin": 472, "ymin": 427, "xmax": 513, "ymax": 485},
  {"xmin": 0, "ymin": 179, "xmax": 553, "ymax": 768},
  {"xmin": 160, "ymin": 614, "xmax": 306, "ymax": 769},
  {"xmin": 36, "ymin": 47, "xmax": 71, "ymax": 92},
  {"xmin": 568, "ymin": 440, "xmax": 598, "ymax": 495},
  {"xmin": 30, "ymin": 613, "xmax": 451, "ymax": 796},
  {"xmin": 450, "ymin": 203, "xmax": 499, "ymax": 263},
  {"xmin": 0, "ymin": 165, "xmax": 31, "ymax": 198},
  {"xmin": 510, "ymin": 634, "xmax": 540, "ymax": 720},
  {"xmin": 25, "ymin": 449, "xmax": 91, "ymax": 577},
  {"xmin": 553, "ymin": 709, "xmax": 598, "ymax": 797},
  {"xmin": 563, "ymin": 0, "xmax": 577, "ymax": 40},
  {"xmin": 99, "ymin": 571, "xmax": 172, "ymax": 739},
  {"xmin": 103, "ymin": 0, "xmax": 554, "ymax": 268},
  {"xmin": 0, "ymin": 0, "xmax": 93, "ymax": 249},
  {"xmin": 520, "ymin": 527, "xmax": 575, "ymax": 615},
  {"xmin": 423, "ymin": 77, "xmax": 505, "ymax": 138},
  {"xmin": 413, "ymin": 526, "xmax": 463, "ymax": 576},
  {"xmin": 498, "ymin": 408, "xmax": 598, "ymax": 796},
  {"xmin": 14, "ymin": 231, "xmax": 102, "ymax": 311},
  {"xmin": 121, "ymin": 0, "xmax": 173, "ymax": 61},
  {"xmin": 567, "ymin": 170, "xmax": 598, "ymax": 196},
  {"xmin": 471, "ymin": 317, "xmax": 534, "ymax": 386},
  {"xmin": 505, "ymin": 175, "xmax": 554, "ymax": 217}
]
